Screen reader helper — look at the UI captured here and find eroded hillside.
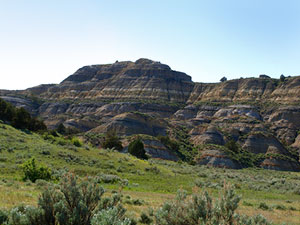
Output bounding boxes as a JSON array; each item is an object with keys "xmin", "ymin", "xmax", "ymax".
[{"xmin": 1, "ymin": 58, "xmax": 300, "ymax": 171}]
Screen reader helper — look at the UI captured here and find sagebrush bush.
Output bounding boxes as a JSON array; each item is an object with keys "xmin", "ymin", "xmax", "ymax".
[
  {"xmin": 91, "ymin": 207, "xmax": 131, "ymax": 225},
  {"xmin": 153, "ymin": 184, "xmax": 272, "ymax": 225},
  {"xmin": 0, "ymin": 209, "xmax": 8, "ymax": 224},
  {"xmin": 4, "ymin": 173, "xmax": 131, "ymax": 225},
  {"xmin": 22, "ymin": 158, "xmax": 51, "ymax": 183},
  {"xmin": 139, "ymin": 212, "xmax": 152, "ymax": 224}
]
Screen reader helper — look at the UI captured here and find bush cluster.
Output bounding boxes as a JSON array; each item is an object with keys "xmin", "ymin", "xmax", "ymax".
[
  {"xmin": 0, "ymin": 98, "xmax": 46, "ymax": 132},
  {"xmin": 152, "ymin": 184, "xmax": 271, "ymax": 225},
  {"xmin": 22, "ymin": 158, "xmax": 51, "ymax": 183},
  {"xmin": 1, "ymin": 173, "xmax": 132, "ymax": 225}
]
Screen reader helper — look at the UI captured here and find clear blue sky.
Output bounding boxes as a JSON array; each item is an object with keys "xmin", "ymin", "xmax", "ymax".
[{"xmin": 1, "ymin": 0, "xmax": 300, "ymax": 90}]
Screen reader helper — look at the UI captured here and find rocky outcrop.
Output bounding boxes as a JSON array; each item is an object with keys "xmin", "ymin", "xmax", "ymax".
[
  {"xmin": 188, "ymin": 77, "xmax": 300, "ymax": 104},
  {"xmin": 242, "ymin": 132, "xmax": 289, "ymax": 155},
  {"xmin": 261, "ymin": 158, "xmax": 300, "ymax": 171},
  {"xmin": 122, "ymin": 135, "xmax": 178, "ymax": 161},
  {"xmin": 23, "ymin": 59, "xmax": 194, "ymax": 104},
  {"xmin": 195, "ymin": 149, "xmax": 242, "ymax": 169},
  {"xmin": 191, "ymin": 126, "xmax": 225, "ymax": 146},
  {"xmin": 90, "ymin": 112, "xmax": 167, "ymax": 137}
]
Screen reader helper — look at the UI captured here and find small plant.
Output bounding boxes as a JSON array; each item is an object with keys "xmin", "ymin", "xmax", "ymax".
[
  {"xmin": 139, "ymin": 212, "xmax": 153, "ymax": 224},
  {"xmin": 71, "ymin": 137, "xmax": 83, "ymax": 147},
  {"xmin": 258, "ymin": 202, "xmax": 271, "ymax": 210},
  {"xmin": 91, "ymin": 207, "xmax": 131, "ymax": 225},
  {"xmin": 22, "ymin": 158, "xmax": 51, "ymax": 183},
  {"xmin": 274, "ymin": 204, "xmax": 286, "ymax": 210}
]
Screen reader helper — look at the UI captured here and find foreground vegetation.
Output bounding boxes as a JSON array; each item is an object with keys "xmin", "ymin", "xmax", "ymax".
[{"xmin": 0, "ymin": 122, "xmax": 300, "ymax": 224}]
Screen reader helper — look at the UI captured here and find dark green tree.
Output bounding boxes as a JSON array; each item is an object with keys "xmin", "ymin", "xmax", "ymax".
[
  {"xmin": 56, "ymin": 123, "xmax": 66, "ymax": 135},
  {"xmin": 12, "ymin": 107, "xmax": 31, "ymax": 129},
  {"xmin": 220, "ymin": 76, "xmax": 227, "ymax": 82},
  {"xmin": 102, "ymin": 130, "xmax": 123, "ymax": 151},
  {"xmin": 0, "ymin": 98, "xmax": 47, "ymax": 132},
  {"xmin": 128, "ymin": 138, "xmax": 147, "ymax": 159},
  {"xmin": 225, "ymin": 139, "xmax": 239, "ymax": 153}
]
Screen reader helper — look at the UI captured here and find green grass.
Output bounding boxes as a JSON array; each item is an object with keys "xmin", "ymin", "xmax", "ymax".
[{"xmin": 0, "ymin": 122, "xmax": 300, "ymax": 224}]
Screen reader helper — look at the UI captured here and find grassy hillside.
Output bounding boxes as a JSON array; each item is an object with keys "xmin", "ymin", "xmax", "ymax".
[{"xmin": 0, "ymin": 121, "xmax": 300, "ymax": 224}]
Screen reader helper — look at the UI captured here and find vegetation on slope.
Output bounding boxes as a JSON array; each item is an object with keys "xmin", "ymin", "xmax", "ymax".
[
  {"xmin": 0, "ymin": 98, "xmax": 46, "ymax": 132},
  {"xmin": 0, "ymin": 122, "xmax": 300, "ymax": 224}
]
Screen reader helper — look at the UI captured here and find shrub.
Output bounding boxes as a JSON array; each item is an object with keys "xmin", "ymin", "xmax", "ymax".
[
  {"xmin": 91, "ymin": 207, "xmax": 131, "ymax": 225},
  {"xmin": 0, "ymin": 209, "xmax": 8, "ymax": 224},
  {"xmin": 274, "ymin": 204, "xmax": 286, "ymax": 210},
  {"xmin": 71, "ymin": 137, "xmax": 83, "ymax": 147},
  {"xmin": 153, "ymin": 184, "xmax": 272, "ymax": 225},
  {"xmin": 56, "ymin": 123, "xmax": 66, "ymax": 135},
  {"xmin": 139, "ymin": 212, "xmax": 152, "ymax": 224},
  {"xmin": 22, "ymin": 158, "xmax": 51, "ymax": 183},
  {"xmin": 258, "ymin": 202, "xmax": 271, "ymax": 210},
  {"xmin": 102, "ymin": 130, "xmax": 123, "ymax": 151},
  {"xmin": 225, "ymin": 139, "xmax": 239, "ymax": 153},
  {"xmin": 128, "ymin": 138, "xmax": 147, "ymax": 159},
  {"xmin": 6, "ymin": 173, "xmax": 131, "ymax": 225}
]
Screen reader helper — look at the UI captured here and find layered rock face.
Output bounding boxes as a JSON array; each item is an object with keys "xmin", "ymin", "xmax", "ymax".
[
  {"xmin": 25, "ymin": 58, "xmax": 193, "ymax": 103},
  {"xmin": 188, "ymin": 77, "xmax": 300, "ymax": 104},
  {"xmin": 1, "ymin": 59, "xmax": 300, "ymax": 171}
]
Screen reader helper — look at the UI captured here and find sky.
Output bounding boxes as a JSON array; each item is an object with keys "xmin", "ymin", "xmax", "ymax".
[{"xmin": 1, "ymin": 0, "xmax": 300, "ymax": 90}]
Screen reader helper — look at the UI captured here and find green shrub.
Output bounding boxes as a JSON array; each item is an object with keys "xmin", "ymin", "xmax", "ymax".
[
  {"xmin": 225, "ymin": 139, "xmax": 239, "ymax": 153},
  {"xmin": 0, "ymin": 209, "xmax": 8, "ymax": 224},
  {"xmin": 102, "ymin": 130, "xmax": 123, "ymax": 151},
  {"xmin": 6, "ymin": 173, "xmax": 131, "ymax": 225},
  {"xmin": 22, "ymin": 158, "xmax": 51, "ymax": 183},
  {"xmin": 153, "ymin": 184, "xmax": 272, "ymax": 225},
  {"xmin": 258, "ymin": 202, "xmax": 271, "ymax": 210},
  {"xmin": 274, "ymin": 204, "xmax": 286, "ymax": 210},
  {"xmin": 56, "ymin": 123, "xmax": 66, "ymax": 135},
  {"xmin": 139, "ymin": 212, "xmax": 152, "ymax": 224},
  {"xmin": 91, "ymin": 207, "xmax": 131, "ymax": 225},
  {"xmin": 128, "ymin": 138, "xmax": 147, "ymax": 159},
  {"xmin": 71, "ymin": 137, "xmax": 83, "ymax": 147}
]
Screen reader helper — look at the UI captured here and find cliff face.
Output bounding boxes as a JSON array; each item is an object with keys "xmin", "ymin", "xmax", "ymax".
[
  {"xmin": 188, "ymin": 77, "xmax": 300, "ymax": 104},
  {"xmin": 26, "ymin": 58, "xmax": 193, "ymax": 104},
  {"xmin": 1, "ymin": 58, "xmax": 300, "ymax": 171}
]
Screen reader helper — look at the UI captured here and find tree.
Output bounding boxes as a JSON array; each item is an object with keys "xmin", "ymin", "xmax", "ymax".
[
  {"xmin": 220, "ymin": 76, "xmax": 227, "ymax": 82},
  {"xmin": 102, "ymin": 130, "xmax": 123, "ymax": 151},
  {"xmin": 0, "ymin": 98, "xmax": 47, "ymax": 132},
  {"xmin": 280, "ymin": 74, "xmax": 285, "ymax": 82},
  {"xmin": 128, "ymin": 138, "xmax": 147, "ymax": 159},
  {"xmin": 56, "ymin": 123, "xmax": 66, "ymax": 135},
  {"xmin": 225, "ymin": 139, "xmax": 239, "ymax": 153}
]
